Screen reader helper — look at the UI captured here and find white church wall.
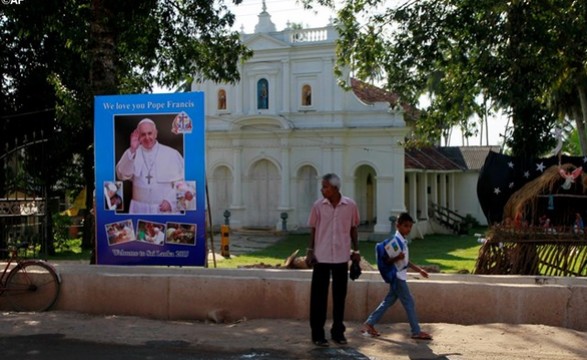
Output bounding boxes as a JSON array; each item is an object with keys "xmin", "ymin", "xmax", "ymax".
[{"xmin": 453, "ymin": 171, "xmax": 488, "ymax": 226}]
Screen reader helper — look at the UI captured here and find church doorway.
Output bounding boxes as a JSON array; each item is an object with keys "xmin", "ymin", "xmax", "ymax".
[
  {"xmin": 296, "ymin": 165, "xmax": 318, "ymax": 227},
  {"xmin": 355, "ymin": 165, "xmax": 377, "ymax": 230},
  {"xmin": 247, "ymin": 159, "xmax": 280, "ymax": 228},
  {"xmin": 211, "ymin": 165, "xmax": 232, "ymax": 227}
]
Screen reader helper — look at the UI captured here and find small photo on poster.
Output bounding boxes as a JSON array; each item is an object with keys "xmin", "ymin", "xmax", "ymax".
[
  {"xmin": 103, "ymin": 181, "xmax": 123, "ymax": 212},
  {"xmin": 175, "ymin": 181, "xmax": 196, "ymax": 211},
  {"xmin": 165, "ymin": 222, "xmax": 197, "ymax": 246},
  {"xmin": 106, "ymin": 219, "xmax": 135, "ymax": 246},
  {"xmin": 136, "ymin": 220, "xmax": 166, "ymax": 245}
]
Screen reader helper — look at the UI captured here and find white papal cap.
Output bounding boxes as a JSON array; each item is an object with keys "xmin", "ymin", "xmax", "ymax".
[{"xmin": 137, "ymin": 118, "xmax": 156, "ymax": 127}]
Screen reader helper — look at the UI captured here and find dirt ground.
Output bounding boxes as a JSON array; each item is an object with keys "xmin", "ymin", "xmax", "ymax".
[{"xmin": 1, "ymin": 311, "xmax": 586, "ymax": 359}]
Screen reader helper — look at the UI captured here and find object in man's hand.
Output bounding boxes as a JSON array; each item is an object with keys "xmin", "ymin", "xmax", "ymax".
[{"xmin": 349, "ymin": 261, "xmax": 362, "ymax": 280}]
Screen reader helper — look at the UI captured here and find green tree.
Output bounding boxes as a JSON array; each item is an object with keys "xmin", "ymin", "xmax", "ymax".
[
  {"xmin": 303, "ymin": 0, "xmax": 587, "ymax": 156},
  {"xmin": 1, "ymin": 5, "xmax": 80, "ymax": 255},
  {"xmin": 1, "ymin": 0, "xmax": 252, "ymax": 251},
  {"xmin": 542, "ymin": 1, "xmax": 587, "ymax": 155}
]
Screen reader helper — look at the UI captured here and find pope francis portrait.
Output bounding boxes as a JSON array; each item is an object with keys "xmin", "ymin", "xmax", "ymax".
[{"xmin": 115, "ymin": 118, "xmax": 184, "ymax": 214}]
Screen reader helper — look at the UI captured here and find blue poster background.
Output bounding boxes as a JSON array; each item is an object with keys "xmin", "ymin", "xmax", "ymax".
[{"xmin": 94, "ymin": 93, "xmax": 206, "ymax": 266}]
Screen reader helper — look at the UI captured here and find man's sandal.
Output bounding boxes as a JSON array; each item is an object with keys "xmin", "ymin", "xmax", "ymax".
[
  {"xmin": 360, "ymin": 324, "xmax": 381, "ymax": 337},
  {"xmin": 313, "ymin": 339, "xmax": 329, "ymax": 347},
  {"xmin": 411, "ymin": 332, "xmax": 432, "ymax": 340}
]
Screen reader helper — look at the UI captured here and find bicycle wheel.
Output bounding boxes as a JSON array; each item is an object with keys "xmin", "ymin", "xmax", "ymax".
[{"xmin": 4, "ymin": 260, "xmax": 60, "ymax": 312}]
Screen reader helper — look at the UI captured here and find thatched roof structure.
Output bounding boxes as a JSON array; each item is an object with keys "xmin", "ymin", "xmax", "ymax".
[
  {"xmin": 476, "ymin": 162, "xmax": 587, "ymax": 276},
  {"xmin": 503, "ymin": 163, "xmax": 585, "ymax": 226}
]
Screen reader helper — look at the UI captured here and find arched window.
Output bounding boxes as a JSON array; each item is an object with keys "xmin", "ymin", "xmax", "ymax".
[
  {"xmin": 218, "ymin": 89, "xmax": 227, "ymax": 110},
  {"xmin": 302, "ymin": 84, "xmax": 312, "ymax": 106},
  {"xmin": 257, "ymin": 78, "xmax": 269, "ymax": 109}
]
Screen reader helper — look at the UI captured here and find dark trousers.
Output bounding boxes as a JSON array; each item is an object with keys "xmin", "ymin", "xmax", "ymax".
[{"xmin": 310, "ymin": 262, "xmax": 348, "ymax": 341}]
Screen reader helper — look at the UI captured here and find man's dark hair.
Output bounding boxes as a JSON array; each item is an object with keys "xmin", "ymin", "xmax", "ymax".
[{"xmin": 397, "ymin": 212, "xmax": 414, "ymax": 224}]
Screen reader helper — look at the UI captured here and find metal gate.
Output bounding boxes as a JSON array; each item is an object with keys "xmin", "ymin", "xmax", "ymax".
[{"xmin": 0, "ymin": 134, "xmax": 48, "ymax": 258}]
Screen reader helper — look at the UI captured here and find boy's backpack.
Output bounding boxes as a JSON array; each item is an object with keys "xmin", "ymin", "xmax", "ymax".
[{"xmin": 375, "ymin": 236, "xmax": 404, "ymax": 284}]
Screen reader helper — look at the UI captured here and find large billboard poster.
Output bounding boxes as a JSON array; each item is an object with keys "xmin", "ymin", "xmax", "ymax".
[{"xmin": 94, "ymin": 93, "xmax": 206, "ymax": 266}]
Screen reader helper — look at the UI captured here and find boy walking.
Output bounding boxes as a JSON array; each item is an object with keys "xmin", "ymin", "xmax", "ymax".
[{"xmin": 361, "ymin": 212, "xmax": 432, "ymax": 340}]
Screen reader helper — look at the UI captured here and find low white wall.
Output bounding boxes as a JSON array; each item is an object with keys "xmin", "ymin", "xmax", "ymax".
[{"xmin": 4, "ymin": 264, "xmax": 586, "ymax": 331}]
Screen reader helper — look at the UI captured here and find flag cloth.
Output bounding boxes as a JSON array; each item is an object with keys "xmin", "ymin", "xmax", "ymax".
[
  {"xmin": 476, "ymin": 151, "xmax": 587, "ymax": 224},
  {"xmin": 62, "ymin": 187, "xmax": 87, "ymax": 217}
]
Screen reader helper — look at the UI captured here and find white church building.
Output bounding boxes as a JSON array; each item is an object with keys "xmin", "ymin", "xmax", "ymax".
[{"xmin": 193, "ymin": 7, "xmax": 490, "ymax": 236}]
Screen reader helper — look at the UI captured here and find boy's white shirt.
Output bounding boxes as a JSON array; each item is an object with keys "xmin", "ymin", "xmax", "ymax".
[{"xmin": 394, "ymin": 231, "xmax": 409, "ymax": 280}]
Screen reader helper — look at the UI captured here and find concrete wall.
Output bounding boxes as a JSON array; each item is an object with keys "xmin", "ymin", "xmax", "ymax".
[{"xmin": 5, "ymin": 264, "xmax": 586, "ymax": 331}]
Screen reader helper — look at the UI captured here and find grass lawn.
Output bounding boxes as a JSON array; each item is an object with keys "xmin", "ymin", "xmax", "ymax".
[
  {"xmin": 49, "ymin": 238, "xmax": 93, "ymax": 261},
  {"xmin": 214, "ymin": 230, "xmax": 485, "ymax": 273},
  {"xmin": 49, "ymin": 229, "xmax": 485, "ymax": 274}
]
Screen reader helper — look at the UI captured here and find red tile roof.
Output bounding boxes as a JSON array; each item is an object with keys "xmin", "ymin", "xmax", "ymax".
[
  {"xmin": 405, "ymin": 146, "xmax": 501, "ymax": 171},
  {"xmin": 350, "ymin": 78, "xmax": 419, "ymax": 120},
  {"xmin": 405, "ymin": 147, "xmax": 463, "ymax": 171}
]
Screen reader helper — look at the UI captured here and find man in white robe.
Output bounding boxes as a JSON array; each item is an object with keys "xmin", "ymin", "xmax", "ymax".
[
  {"xmin": 116, "ymin": 118, "xmax": 184, "ymax": 214},
  {"xmin": 152, "ymin": 227, "xmax": 165, "ymax": 245}
]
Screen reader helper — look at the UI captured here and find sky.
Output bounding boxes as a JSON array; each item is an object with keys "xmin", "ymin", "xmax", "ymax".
[
  {"xmin": 228, "ymin": 0, "xmax": 336, "ymax": 33},
  {"xmin": 444, "ymin": 112, "xmax": 509, "ymax": 148}
]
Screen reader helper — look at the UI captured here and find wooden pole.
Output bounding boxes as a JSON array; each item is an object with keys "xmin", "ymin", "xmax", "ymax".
[{"xmin": 205, "ymin": 180, "xmax": 217, "ymax": 268}]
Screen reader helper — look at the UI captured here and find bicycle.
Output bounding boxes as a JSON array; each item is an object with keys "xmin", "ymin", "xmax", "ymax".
[{"xmin": 0, "ymin": 242, "xmax": 61, "ymax": 312}]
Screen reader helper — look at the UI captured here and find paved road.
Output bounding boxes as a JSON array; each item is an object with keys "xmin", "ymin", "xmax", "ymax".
[
  {"xmin": 1, "ymin": 334, "xmax": 284, "ymax": 360},
  {"xmin": 2, "ymin": 312, "xmax": 586, "ymax": 360},
  {"xmin": 1, "ymin": 332, "xmax": 371, "ymax": 360},
  {"xmin": 0, "ymin": 311, "xmax": 374, "ymax": 360}
]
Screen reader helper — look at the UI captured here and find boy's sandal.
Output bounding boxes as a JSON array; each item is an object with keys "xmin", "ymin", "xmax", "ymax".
[
  {"xmin": 411, "ymin": 332, "xmax": 432, "ymax": 340},
  {"xmin": 361, "ymin": 324, "xmax": 381, "ymax": 337}
]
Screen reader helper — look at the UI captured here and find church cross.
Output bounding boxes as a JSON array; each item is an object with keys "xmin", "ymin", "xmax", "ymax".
[{"xmin": 146, "ymin": 173, "xmax": 153, "ymax": 184}]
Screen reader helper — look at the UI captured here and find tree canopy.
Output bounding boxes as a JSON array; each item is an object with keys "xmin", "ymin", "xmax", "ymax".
[
  {"xmin": 1, "ymin": 0, "xmax": 252, "ymax": 249},
  {"xmin": 303, "ymin": 0, "xmax": 587, "ymax": 157}
]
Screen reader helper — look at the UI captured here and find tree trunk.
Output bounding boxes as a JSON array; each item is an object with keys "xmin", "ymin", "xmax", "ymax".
[
  {"xmin": 81, "ymin": 0, "xmax": 118, "ymax": 256},
  {"xmin": 81, "ymin": 148, "xmax": 95, "ymax": 253},
  {"xmin": 90, "ymin": 0, "xmax": 117, "ymax": 94},
  {"xmin": 42, "ymin": 196, "xmax": 57, "ymax": 257},
  {"xmin": 576, "ymin": 85, "xmax": 587, "ymax": 156},
  {"xmin": 571, "ymin": 108, "xmax": 585, "ymax": 155}
]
